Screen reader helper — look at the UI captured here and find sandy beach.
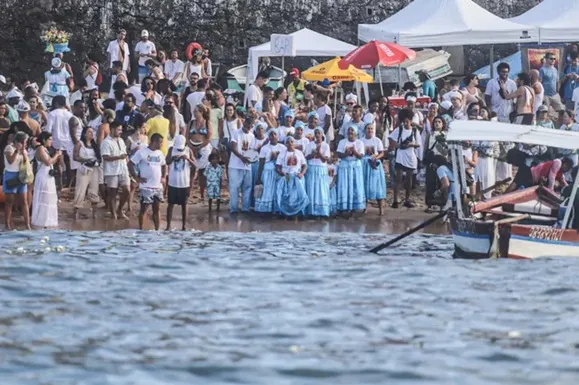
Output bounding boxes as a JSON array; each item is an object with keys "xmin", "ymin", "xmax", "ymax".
[{"xmin": 0, "ymin": 184, "xmax": 449, "ymax": 234}]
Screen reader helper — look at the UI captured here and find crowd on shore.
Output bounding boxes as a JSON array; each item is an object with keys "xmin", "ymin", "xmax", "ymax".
[{"xmin": 0, "ymin": 29, "xmax": 577, "ymax": 231}]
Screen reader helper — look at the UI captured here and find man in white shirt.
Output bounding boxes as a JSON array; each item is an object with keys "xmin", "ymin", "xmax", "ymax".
[
  {"xmin": 165, "ymin": 49, "xmax": 185, "ymax": 88},
  {"xmin": 45, "ymin": 95, "xmax": 73, "ymax": 188},
  {"xmin": 100, "ymin": 121, "xmax": 130, "ymax": 220},
  {"xmin": 228, "ymin": 118, "xmax": 255, "ymax": 213},
  {"xmin": 484, "ymin": 62, "xmax": 517, "ymax": 123},
  {"xmin": 129, "ymin": 133, "xmax": 167, "ymax": 230},
  {"xmin": 186, "ymin": 78, "xmax": 207, "ymax": 122},
  {"xmin": 106, "ymin": 29, "xmax": 130, "ymax": 75},
  {"xmin": 245, "ymin": 71, "xmax": 269, "ymax": 108},
  {"xmin": 134, "ymin": 30, "xmax": 157, "ymax": 84},
  {"xmin": 388, "ymin": 108, "xmax": 422, "ymax": 209}
]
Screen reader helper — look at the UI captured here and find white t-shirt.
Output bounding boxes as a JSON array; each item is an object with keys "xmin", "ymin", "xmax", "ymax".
[
  {"xmin": 293, "ymin": 137, "xmax": 310, "ymax": 152},
  {"xmin": 168, "ymin": 148, "xmax": 192, "ymax": 188},
  {"xmin": 223, "ymin": 119, "xmax": 239, "ymax": 140},
  {"xmin": 3, "ymin": 144, "xmax": 23, "ymax": 172},
  {"xmin": 45, "ymin": 108, "xmax": 73, "ymax": 151},
  {"xmin": 259, "ymin": 143, "xmax": 285, "ymax": 162},
  {"xmin": 337, "ymin": 138, "xmax": 365, "ymax": 161},
  {"xmin": 246, "ymin": 84, "xmax": 263, "ymax": 107},
  {"xmin": 45, "ymin": 69, "xmax": 71, "ymax": 98},
  {"xmin": 485, "ymin": 78, "xmax": 517, "ymax": 121},
  {"xmin": 100, "ymin": 136, "xmax": 128, "ymax": 177},
  {"xmin": 186, "ymin": 91, "xmax": 205, "ymax": 119},
  {"xmin": 303, "ymin": 126, "xmax": 317, "ymax": 141},
  {"xmin": 388, "ymin": 127, "xmax": 421, "ymax": 169},
  {"xmin": 229, "ymin": 130, "xmax": 255, "ymax": 170},
  {"xmin": 135, "ymin": 40, "xmax": 156, "ymax": 67},
  {"xmin": 305, "ymin": 141, "xmax": 331, "ymax": 166},
  {"xmin": 572, "ymin": 87, "xmax": 579, "ymax": 122},
  {"xmin": 278, "ymin": 126, "xmax": 295, "ymax": 143},
  {"xmin": 165, "ymin": 59, "xmax": 185, "ymax": 82},
  {"xmin": 106, "ymin": 40, "xmax": 130, "ymax": 70},
  {"xmin": 251, "ymin": 137, "xmax": 267, "ymax": 152},
  {"xmin": 361, "ymin": 136, "xmax": 384, "ymax": 156},
  {"xmin": 317, "ymin": 104, "xmax": 332, "ymax": 128},
  {"xmin": 131, "ymin": 147, "xmax": 166, "ymax": 189},
  {"xmin": 276, "ymin": 149, "xmax": 306, "ymax": 174}
]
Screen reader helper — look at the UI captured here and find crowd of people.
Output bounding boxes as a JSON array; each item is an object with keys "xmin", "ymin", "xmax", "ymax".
[{"xmin": 0, "ymin": 29, "xmax": 577, "ymax": 231}]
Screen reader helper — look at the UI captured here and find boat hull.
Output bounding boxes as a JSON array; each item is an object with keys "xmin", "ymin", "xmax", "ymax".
[{"xmin": 450, "ymin": 218, "xmax": 495, "ymax": 259}]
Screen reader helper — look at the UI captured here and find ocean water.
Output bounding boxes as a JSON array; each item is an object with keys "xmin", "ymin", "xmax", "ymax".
[{"xmin": 1, "ymin": 230, "xmax": 579, "ymax": 384}]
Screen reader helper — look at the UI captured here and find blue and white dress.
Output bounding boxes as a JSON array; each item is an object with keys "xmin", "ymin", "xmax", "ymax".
[
  {"xmin": 336, "ymin": 138, "xmax": 366, "ymax": 211},
  {"xmin": 249, "ymin": 136, "xmax": 267, "ymax": 206},
  {"xmin": 361, "ymin": 136, "xmax": 387, "ymax": 201},
  {"xmin": 304, "ymin": 141, "xmax": 331, "ymax": 217},
  {"xmin": 254, "ymin": 143, "xmax": 285, "ymax": 213},
  {"xmin": 275, "ymin": 149, "xmax": 309, "ymax": 216}
]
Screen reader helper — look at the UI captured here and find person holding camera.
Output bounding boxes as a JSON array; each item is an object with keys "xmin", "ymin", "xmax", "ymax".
[
  {"xmin": 32, "ymin": 132, "xmax": 62, "ymax": 229},
  {"xmin": 3, "ymin": 131, "xmax": 31, "ymax": 230},
  {"xmin": 72, "ymin": 127, "xmax": 101, "ymax": 219},
  {"xmin": 101, "ymin": 121, "xmax": 130, "ymax": 220}
]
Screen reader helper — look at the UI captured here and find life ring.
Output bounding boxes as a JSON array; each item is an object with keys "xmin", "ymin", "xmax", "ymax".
[{"xmin": 185, "ymin": 42, "xmax": 203, "ymax": 62}]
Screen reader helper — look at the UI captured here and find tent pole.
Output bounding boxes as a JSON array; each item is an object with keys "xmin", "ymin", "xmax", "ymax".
[
  {"xmin": 490, "ymin": 45, "xmax": 495, "ymax": 79},
  {"xmin": 378, "ymin": 66, "xmax": 384, "ymax": 96},
  {"xmin": 398, "ymin": 64, "xmax": 402, "ymax": 94},
  {"xmin": 281, "ymin": 56, "xmax": 285, "ymax": 85}
]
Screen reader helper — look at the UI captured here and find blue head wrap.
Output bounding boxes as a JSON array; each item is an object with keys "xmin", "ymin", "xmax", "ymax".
[
  {"xmin": 308, "ymin": 111, "xmax": 320, "ymax": 120},
  {"xmin": 267, "ymin": 128, "xmax": 279, "ymax": 138},
  {"xmin": 313, "ymin": 127, "xmax": 326, "ymax": 141},
  {"xmin": 284, "ymin": 109, "xmax": 296, "ymax": 119},
  {"xmin": 347, "ymin": 123, "xmax": 359, "ymax": 136},
  {"xmin": 294, "ymin": 121, "xmax": 306, "ymax": 129}
]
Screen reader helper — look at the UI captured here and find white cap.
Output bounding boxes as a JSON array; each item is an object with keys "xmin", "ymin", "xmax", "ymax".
[
  {"xmin": 141, "ymin": 29, "xmax": 149, "ymax": 37},
  {"xmin": 447, "ymin": 91, "xmax": 462, "ymax": 100},
  {"xmin": 51, "ymin": 57, "xmax": 62, "ymax": 68},
  {"xmin": 6, "ymin": 88, "xmax": 23, "ymax": 100},
  {"xmin": 0, "ymin": 75, "xmax": 5, "ymax": 84},
  {"xmin": 173, "ymin": 135, "xmax": 186, "ymax": 151},
  {"xmin": 16, "ymin": 101, "xmax": 30, "ymax": 112},
  {"xmin": 345, "ymin": 93, "xmax": 357, "ymax": 102}
]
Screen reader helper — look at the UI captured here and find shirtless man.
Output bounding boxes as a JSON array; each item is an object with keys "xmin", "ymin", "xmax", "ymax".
[
  {"xmin": 530, "ymin": 69, "xmax": 544, "ymax": 114},
  {"xmin": 501, "ymin": 72, "xmax": 535, "ymax": 125}
]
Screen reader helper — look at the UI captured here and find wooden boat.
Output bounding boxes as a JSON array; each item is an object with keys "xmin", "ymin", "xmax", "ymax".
[{"xmin": 446, "ymin": 121, "xmax": 579, "ymax": 259}]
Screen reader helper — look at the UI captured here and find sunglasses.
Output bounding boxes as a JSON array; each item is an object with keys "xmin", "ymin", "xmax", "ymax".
[{"xmin": 346, "ymin": 102, "xmax": 355, "ymax": 106}]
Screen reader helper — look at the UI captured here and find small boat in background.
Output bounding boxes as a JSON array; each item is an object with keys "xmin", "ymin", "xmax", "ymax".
[{"xmin": 446, "ymin": 121, "xmax": 579, "ymax": 259}]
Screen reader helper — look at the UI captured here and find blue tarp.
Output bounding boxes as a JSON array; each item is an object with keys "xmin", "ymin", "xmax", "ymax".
[{"xmin": 474, "ymin": 51, "xmax": 522, "ymax": 85}]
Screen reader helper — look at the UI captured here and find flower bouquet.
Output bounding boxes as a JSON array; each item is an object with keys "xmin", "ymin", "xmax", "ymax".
[{"xmin": 41, "ymin": 27, "xmax": 71, "ymax": 54}]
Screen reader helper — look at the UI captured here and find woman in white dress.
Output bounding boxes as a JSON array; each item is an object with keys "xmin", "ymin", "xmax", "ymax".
[{"xmin": 32, "ymin": 132, "xmax": 62, "ymax": 229}]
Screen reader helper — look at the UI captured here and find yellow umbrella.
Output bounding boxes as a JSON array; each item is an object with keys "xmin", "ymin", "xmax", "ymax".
[{"xmin": 302, "ymin": 57, "xmax": 374, "ymax": 83}]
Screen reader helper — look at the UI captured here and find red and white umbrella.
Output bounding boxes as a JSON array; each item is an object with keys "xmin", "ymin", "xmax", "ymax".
[{"xmin": 339, "ymin": 41, "xmax": 416, "ymax": 69}]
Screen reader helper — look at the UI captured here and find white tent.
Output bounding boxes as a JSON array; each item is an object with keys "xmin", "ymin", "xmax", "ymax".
[
  {"xmin": 246, "ymin": 28, "xmax": 356, "ymax": 86},
  {"xmin": 358, "ymin": 0, "xmax": 538, "ymax": 47},
  {"xmin": 510, "ymin": 0, "xmax": 579, "ymax": 43}
]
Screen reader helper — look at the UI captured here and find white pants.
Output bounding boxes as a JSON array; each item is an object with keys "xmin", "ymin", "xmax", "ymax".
[
  {"xmin": 475, "ymin": 157, "xmax": 496, "ymax": 199},
  {"xmin": 496, "ymin": 160, "xmax": 512, "ymax": 181},
  {"xmin": 73, "ymin": 167, "xmax": 100, "ymax": 208}
]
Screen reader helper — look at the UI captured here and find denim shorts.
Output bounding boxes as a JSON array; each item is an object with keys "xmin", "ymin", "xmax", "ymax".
[
  {"xmin": 140, "ymin": 188, "xmax": 164, "ymax": 204},
  {"xmin": 2, "ymin": 171, "xmax": 27, "ymax": 194}
]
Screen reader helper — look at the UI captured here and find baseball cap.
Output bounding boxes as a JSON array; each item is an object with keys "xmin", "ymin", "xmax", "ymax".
[
  {"xmin": 537, "ymin": 105, "xmax": 548, "ymax": 112},
  {"xmin": 440, "ymin": 100, "xmax": 452, "ymax": 110},
  {"xmin": 0, "ymin": 75, "xmax": 6, "ymax": 84},
  {"xmin": 290, "ymin": 68, "xmax": 300, "ymax": 77},
  {"xmin": 141, "ymin": 29, "xmax": 149, "ymax": 37},
  {"xmin": 6, "ymin": 88, "xmax": 23, "ymax": 100},
  {"xmin": 16, "ymin": 101, "xmax": 30, "ymax": 112},
  {"xmin": 51, "ymin": 57, "xmax": 62, "ymax": 68},
  {"xmin": 173, "ymin": 135, "xmax": 186, "ymax": 151}
]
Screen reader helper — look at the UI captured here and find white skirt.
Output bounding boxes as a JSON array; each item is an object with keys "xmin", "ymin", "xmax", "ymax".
[
  {"xmin": 496, "ymin": 160, "xmax": 512, "ymax": 181},
  {"xmin": 31, "ymin": 164, "xmax": 58, "ymax": 228}
]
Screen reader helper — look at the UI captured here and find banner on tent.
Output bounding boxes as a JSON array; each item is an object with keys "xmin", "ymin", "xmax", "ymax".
[
  {"xmin": 270, "ymin": 34, "xmax": 296, "ymax": 57},
  {"xmin": 521, "ymin": 46, "xmax": 564, "ymax": 74}
]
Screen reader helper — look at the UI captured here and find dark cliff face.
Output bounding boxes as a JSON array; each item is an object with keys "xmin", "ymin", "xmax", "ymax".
[{"xmin": 0, "ymin": 0, "xmax": 540, "ymax": 84}]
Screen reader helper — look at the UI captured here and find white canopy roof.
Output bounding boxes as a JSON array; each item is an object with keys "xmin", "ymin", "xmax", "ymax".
[
  {"xmin": 358, "ymin": 0, "xmax": 538, "ymax": 47},
  {"xmin": 448, "ymin": 121, "xmax": 579, "ymax": 150},
  {"xmin": 246, "ymin": 28, "xmax": 356, "ymax": 85},
  {"xmin": 510, "ymin": 0, "xmax": 579, "ymax": 43}
]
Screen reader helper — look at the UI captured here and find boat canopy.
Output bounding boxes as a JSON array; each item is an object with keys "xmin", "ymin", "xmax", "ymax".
[{"xmin": 447, "ymin": 121, "xmax": 579, "ymax": 151}]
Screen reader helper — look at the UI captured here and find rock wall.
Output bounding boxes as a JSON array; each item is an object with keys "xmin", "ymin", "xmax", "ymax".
[{"xmin": 0, "ymin": 0, "xmax": 541, "ymax": 84}]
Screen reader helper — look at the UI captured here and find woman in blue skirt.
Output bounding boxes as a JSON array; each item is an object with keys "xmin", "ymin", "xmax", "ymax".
[
  {"xmin": 327, "ymin": 156, "xmax": 339, "ymax": 216},
  {"xmin": 275, "ymin": 137, "xmax": 309, "ymax": 217},
  {"xmin": 304, "ymin": 127, "xmax": 331, "ymax": 217},
  {"xmin": 361, "ymin": 123, "xmax": 387, "ymax": 215},
  {"xmin": 255, "ymin": 129, "xmax": 286, "ymax": 213},
  {"xmin": 336, "ymin": 124, "xmax": 366, "ymax": 214}
]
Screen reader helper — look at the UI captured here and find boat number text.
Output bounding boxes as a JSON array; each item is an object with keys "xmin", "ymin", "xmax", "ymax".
[{"xmin": 529, "ymin": 227, "xmax": 564, "ymax": 241}]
